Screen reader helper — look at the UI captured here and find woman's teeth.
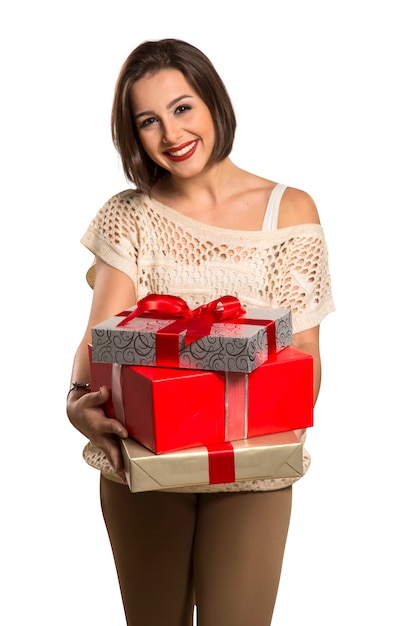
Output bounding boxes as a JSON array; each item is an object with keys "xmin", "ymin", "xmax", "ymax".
[{"xmin": 167, "ymin": 141, "xmax": 196, "ymax": 157}]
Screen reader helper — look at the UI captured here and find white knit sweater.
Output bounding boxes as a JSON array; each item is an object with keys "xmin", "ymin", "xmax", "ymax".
[{"xmin": 81, "ymin": 186, "xmax": 335, "ymax": 492}]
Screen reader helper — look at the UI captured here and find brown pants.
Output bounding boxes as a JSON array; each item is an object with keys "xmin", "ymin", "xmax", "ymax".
[{"xmin": 100, "ymin": 476, "xmax": 292, "ymax": 626}]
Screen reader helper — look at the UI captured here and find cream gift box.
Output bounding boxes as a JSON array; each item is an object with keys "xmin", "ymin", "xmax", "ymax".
[{"xmin": 121, "ymin": 430, "xmax": 304, "ymax": 493}]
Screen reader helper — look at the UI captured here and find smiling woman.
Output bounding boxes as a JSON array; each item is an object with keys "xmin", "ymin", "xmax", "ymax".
[
  {"xmin": 66, "ymin": 37, "xmax": 335, "ymax": 626},
  {"xmin": 111, "ymin": 39, "xmax": 236, "ymax": 197}
]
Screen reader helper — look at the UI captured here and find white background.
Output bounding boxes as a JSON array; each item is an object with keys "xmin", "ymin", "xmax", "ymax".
[{"xmin": 1, "ymin": 1, "xmax": 416, "ymax": 624}]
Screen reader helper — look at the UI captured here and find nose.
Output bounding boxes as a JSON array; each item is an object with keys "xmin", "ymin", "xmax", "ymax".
[{"xmin": 161, "ymin": 119, "xmax": 182, "ymax": 145}]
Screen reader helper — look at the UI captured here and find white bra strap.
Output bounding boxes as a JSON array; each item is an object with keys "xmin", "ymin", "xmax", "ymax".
[{"xmin": 261, "ymin": 184, "xmax": 287, "ymax": 231}]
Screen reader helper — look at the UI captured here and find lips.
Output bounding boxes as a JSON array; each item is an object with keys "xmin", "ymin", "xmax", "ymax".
[{"xmin": 163, "ymin": 140, "xmax": 198, "ymax": 162}]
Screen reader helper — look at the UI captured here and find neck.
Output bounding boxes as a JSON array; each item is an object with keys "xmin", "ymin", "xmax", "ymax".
[{"xmin": 155, "ymin": 158, "xmax": 240, "ymax": 204}]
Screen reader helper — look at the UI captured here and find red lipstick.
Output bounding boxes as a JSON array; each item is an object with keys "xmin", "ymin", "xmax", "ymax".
[{"xmin": 163, "ymin": 140, "xmax": 198, "ymax": 162}]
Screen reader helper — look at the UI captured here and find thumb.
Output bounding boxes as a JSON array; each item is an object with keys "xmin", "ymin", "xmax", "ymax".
[
  {"xmin": 97, "ymin": 385, "xmax": 111, "ymax": 403},
  {"xmin": 84, "ymin": 385, "xmax": 111, "ymax": 406}
]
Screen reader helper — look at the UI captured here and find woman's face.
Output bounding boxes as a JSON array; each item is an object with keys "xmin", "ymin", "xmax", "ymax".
[{"xmin": 130, "ymin": 69, "xmax": 216, "ymax": 180}]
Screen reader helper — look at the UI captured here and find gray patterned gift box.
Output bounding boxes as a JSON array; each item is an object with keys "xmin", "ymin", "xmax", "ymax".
[{"xmin": 91, "ymin": 295, "xmax": 292, "ymax": 373}]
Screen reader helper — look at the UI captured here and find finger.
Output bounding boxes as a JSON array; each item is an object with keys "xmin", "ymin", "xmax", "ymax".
[
  {"xmin": 101, "ymin": 417, "xmax": 129, "ymax": 439},
  {"xmin": 83, "ymin": 388, "xmax": 128, "ymax": 437},
  {"xmin": 108, "ymin": 457, "xmax": 127, "ymax": 481},
  {"xmin": 83, "ymin": 385, "xmax": 110, "ymax": 406},
  {"xmin": 105, "ymin": 440, "xmax": 127, "ymax": 483}
]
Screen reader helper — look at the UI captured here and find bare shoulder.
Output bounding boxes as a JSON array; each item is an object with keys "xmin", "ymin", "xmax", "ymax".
[{"xmin": 278, "ymin": 186, "xmax": 321, "ymax": 228}]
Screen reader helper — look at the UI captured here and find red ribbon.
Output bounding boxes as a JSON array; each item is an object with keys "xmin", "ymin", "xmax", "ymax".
[
  {"xmin": 117, "ymin": 294, "xmax": 245, "ymax": 327},
  {"xmin": 207, "ymin": 442, "xmax": 236, "ymax": 484}
]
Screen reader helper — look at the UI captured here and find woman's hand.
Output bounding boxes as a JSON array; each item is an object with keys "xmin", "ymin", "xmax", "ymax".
[
  {"xmin": 67, "ymin": 386, "xmax": 129, "ymax": 482},
  {"xmin": 67, "ymin": 259, "xmax": 137, "ymax": 482}
]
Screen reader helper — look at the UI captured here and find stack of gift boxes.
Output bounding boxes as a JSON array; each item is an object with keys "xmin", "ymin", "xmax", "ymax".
[{"xmin": 88, "ymin": 294, "xmax": 313, "ymax": 492}]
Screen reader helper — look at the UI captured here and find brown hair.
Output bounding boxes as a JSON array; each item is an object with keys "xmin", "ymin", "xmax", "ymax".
[{"xmin": 111, "ymin": 38, "xmax": 237, "ymax": 194}]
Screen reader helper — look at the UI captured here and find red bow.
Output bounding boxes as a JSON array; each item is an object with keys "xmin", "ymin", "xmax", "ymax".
[
  {"xmin": 117, "ymin": 294, "xmax": 245, "ymax": 342},
  {"xmin": 116, "ymin": 295, "xmax": 246, "ymax": 365}
]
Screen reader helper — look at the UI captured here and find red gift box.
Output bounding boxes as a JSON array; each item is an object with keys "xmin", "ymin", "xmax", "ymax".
[{"xmin": 89, "ymin": 345, "xmax": 313, "ymax": 454}]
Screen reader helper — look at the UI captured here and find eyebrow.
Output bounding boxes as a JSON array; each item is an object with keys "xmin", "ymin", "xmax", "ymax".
[{"xmin": 134, "ymin": 94, "xmax": 193, "ymax": 120}]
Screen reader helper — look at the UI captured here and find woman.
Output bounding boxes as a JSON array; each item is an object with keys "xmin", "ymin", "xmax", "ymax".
[{"xmin": 67, "ymin": 38, "xmax": 335, "ymax": 626}]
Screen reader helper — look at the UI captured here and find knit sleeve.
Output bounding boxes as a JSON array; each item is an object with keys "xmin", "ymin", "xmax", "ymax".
[
  {"xmin": 278, "ymin": 226, "xmax": 335, "ymax": 334},
  {"xmin": 80, "ymin": 190, "xmax": 140, "ymax": 289}
]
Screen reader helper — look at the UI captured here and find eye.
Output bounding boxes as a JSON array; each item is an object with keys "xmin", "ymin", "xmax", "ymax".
[
  {"xmin": 139, "ymin": 116, "xmax": 158, "ymax": 129},
  {"xmin": 175, "ymin": 104, "xmax": 191, "ymax": 115}
]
